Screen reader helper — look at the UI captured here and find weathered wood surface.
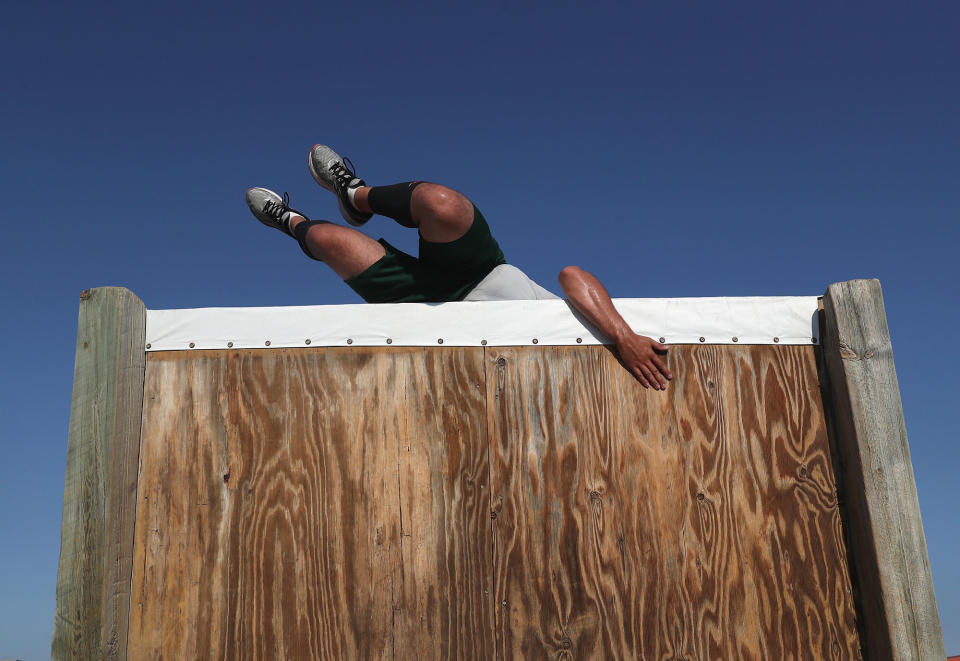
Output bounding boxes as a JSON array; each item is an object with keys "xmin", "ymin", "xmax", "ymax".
[
  {"xmin": 821, "ymin": 279, "xmax": 945, "ymax": 660},
  {"xmin": 126, "ymin": 342, "xmax": 863, "ymax": 660},
  {"xmin": 127, "ymin": 347, "xmax": 493, "ymax": 660},
  {"xmin": 53, "ymin": 287, "xmax": 146, "ymax": 661},
  {"xmin": 486, "ymin": 344, "xmax": 861, "ymax": 660}
]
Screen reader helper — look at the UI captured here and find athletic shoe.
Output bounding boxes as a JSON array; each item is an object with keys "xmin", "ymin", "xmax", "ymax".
[
  {"xmin": 308, "ymin": 144, "xmax": 373, "ymax": 227},
  {"xmin": 245, "ymin": 187, "xmax": 304, "ymax": 236}
]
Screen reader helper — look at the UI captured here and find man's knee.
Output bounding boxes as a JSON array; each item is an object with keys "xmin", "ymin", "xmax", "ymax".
[{"xmin": 412, "ymin": 184, "xmax": 473, "ymax": 226}]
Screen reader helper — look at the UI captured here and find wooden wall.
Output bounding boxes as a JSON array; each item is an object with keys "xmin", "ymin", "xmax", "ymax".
[{"xmin": 127, "ymin": 344, "xmax": 862, "ymax": 660}]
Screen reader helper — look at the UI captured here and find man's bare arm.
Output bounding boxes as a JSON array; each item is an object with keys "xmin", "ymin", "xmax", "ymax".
[{"xmin": 557, "ymin": 265, "xmax": 672, "ymax": 390}]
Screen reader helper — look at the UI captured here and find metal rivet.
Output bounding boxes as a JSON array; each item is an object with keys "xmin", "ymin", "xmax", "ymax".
[
  {"xmin": 227, "ymin": 341, "xmax": 233, "ymax": 348},
  {"xmin": 812, "ymin": 337, "xmax": 817, "ymax": 344},
  {"xmin": 732, "ymin": 337, "xmax": 738, "ymax": 343},
  {"xmin": 773, "ymin": 337, "xmax": 780, "ymax": 343},
  {"xmin": 146, "ymin": 343, "xmax": 152, "ymax": 349},
  {"xmin": 386, "ymin": 338, "xmax": 393, "ymax": 344},
  {"xmin": 576, "ymin": 337, "xmax": 582, "ymax": 343},
  {"xmin": 699, "ymin": 337, "xmax": 705, "ymax": 343},
  {"xmin": 659, "ymin": 337, "xmax": 666, "ymax": 344},
  {"xmin": 347, "ymin": 338, "xmax": 353, "ymax": 344},
  {"xmin": 481, "ymin": 339, "xmax": 488, "ymax": 346},
  {"xmin": 532, "ymin": 338, "xmax": 539, "ymax": 344},
  {"xmin": 305, "ymin": 339, "xmax": 311, "ymax": 345},
  {"xmin": 189, "ymin": 342, "xmax": 195, "ymax": 348},
  {"xmin": 437, "ymin": 338, "xmax": 443, "ymax": 344},
  {"xmin": 265, "ymin": 340, "xmax": 271, "ymax": 347}
]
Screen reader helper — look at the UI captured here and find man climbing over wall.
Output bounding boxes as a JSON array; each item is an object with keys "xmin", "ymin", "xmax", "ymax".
[{"xmin": 246, "ymin": 144, "xmax": 673, "ymax": 390}]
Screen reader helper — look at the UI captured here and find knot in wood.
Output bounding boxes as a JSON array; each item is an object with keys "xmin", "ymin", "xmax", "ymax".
[
  {"xmin": 838, "ymin": 341, "xmax": 858, "ymax": 360},
  {"xmin": 562, "ymin": 637, "xmax": 572, "ymax": 649},
  {"xmin": 496, "ymin": 357, "xmax": 507, "ymax": 367},
  {"xmin": 490, "ymin": 510, "xmax": 498, "ymax": 520}
]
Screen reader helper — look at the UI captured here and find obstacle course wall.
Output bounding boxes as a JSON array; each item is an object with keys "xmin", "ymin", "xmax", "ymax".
[{"xmin": 52, "ymin": 283, "xmax": 945, "ymax": 660}]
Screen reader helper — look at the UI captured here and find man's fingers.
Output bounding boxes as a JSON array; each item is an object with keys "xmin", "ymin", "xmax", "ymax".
[
  {"xmin": 631, "ymin": 365, "xmax": 651, "ymax": 389},
  {"xmin": 651, "ymin": 355, "xmax": 672, "ymax": 380},
  {"xmin": 641, "ymin": 359, "xmax": 669, "ymax": 390},
  {"xmin": 639, "ymin": 365, "xmax": 661, "ymax": 390}
]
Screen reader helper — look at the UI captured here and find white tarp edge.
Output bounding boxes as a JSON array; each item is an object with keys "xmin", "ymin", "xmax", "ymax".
[{"xmin": 144, "ymin": 296, "xmax": 820, "ymax": 351}]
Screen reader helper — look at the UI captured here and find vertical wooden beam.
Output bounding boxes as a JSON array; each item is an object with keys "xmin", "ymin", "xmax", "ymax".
[
  {"xmin": 820, "ymin": 279, "xmax": 945, "ymax": 660},
  {"xmin": 52, "ymin": 287, "xmax": 146, "ymax": 661}
]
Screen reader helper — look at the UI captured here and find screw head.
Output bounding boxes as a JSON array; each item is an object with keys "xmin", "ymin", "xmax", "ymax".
[
  {"xmin": 347, "ymin": 338, "xmax": 353, "ymax": 344},
  {"xmin": 305, "ymin": 339, "xmax": 311, "ymax": 345},
  {"xmin": 532, "ymin": 338, "xmax": 539, "ymax": 344},
  {"xmin": 437, "ymin": 338, "xmax": 443, "ymax": 344},
  {"xmin": 732, "ymin": 337, "xmax": 739, "ymax": 343},
  {"xmin": 146, "ymin": 343, "xmax": 152, "ymax": 349},
  {"xmin": 699, "ymin": 337, "xmax": 705, "ymax": 343},
  {"xmin": 189, "ymin": 342, "xmax": 195, "ymax": 348},
  {"xmin": 659, "ymin": 337, "xmax": 666, "ymax": 344},
  {"xmin": 481, "ymin": 339, "xmax": 488, "ymax": 346},
  {"xmin": 227, "ymin": 341, "xmax": 233, "ymax": 348},
  {"xmin": 576, "ymin": 337, "xmax": 582, "ymax": 343},
  {"xmin": 386, "ymin": 338, "xmax": 393, "ymax": 344},
  {"xmin": 265, "ymin": 340, "xmax": 271, "ymax": 347},
  {"xmin": 773, "ymin": 337, "xmax": 780, "ymax": 343}
]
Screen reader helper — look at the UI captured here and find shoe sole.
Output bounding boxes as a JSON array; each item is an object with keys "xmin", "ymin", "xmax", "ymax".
[{"xmin": 308, "ymin": 144, "xmax": 336, "ymax": 192}]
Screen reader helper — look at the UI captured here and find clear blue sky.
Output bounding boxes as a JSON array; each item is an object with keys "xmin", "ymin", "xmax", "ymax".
[{"xmin": 2, "ymin": 2, "xmax": 957, "ymax": 658}]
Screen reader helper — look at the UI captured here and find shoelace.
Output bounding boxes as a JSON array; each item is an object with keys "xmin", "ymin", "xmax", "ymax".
[
  {"xmin": 329, "ymin": 157, "xmax": 358, "ymax": 191},
  {"xmin": 263, "ymin": 191, "xmax": 292, "ymax": 224}
]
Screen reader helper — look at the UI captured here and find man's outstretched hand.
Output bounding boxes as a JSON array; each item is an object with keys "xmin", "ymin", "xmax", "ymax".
[
  {"xmin": 557, "ymin": 265, "xmax": 673, "ymax": 390},
  {"xmin": 614, "ymin": 332, "xmax": 672, "ymax": 390}
]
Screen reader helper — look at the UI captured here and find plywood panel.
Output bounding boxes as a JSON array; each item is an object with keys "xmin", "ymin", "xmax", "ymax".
[
  {"xmin": 128, "ymin": 347, "xmax": 492, "ymax": 660},
  {"xmin": 392, "ymin": 348, "xmax": 495, "ymax": 658},
  {"xmin": 486, "ymin": 344, "xmax": 862, "ymax": 660}
]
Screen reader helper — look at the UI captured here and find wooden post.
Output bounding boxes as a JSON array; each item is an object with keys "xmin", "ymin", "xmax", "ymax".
[
  {"xmin": 820, "ymin": 279, "xmax": 945, "ymax": 660},
  {"xmin": 52, "ymin": 288, "xmax": 146, "ymax": 661}
]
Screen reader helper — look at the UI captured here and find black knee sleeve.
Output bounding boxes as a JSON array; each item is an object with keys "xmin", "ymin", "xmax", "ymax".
[
  {"xmin": 367, "ymin": 181, "xmax": 424, "ymax": 228},
  {"xmin": 292, "ymin": 220, "xmax": 327, "ymax": 261}
]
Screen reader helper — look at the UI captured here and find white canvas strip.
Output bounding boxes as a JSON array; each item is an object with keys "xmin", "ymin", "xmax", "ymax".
[{"xmin": 144, "ymin": 297, "xmax": 820, "ymax": 351}]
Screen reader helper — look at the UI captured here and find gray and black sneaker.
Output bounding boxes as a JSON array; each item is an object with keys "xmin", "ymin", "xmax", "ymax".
[
  {"xmin": 245, "ymin": 187, "xmax": 304, "ymax": 236},
  {"xmin": 308, "ymin": 144, "xmax": 373, "ymax": 227}
]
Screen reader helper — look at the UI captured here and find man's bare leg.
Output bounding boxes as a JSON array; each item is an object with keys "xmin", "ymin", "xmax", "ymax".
[
  {"xmin": 287, "ymin": 214, "xmax": 385, "ymax": 279},
  {"xmin": 245, "ymin": 187, "xmax": 384, "ymax": 280},
  {"xmin": 308, "ymin": 144, "xmax": 475, "ymax": 243},
  {"xmin": 352, "ymin": 184, "xmax": 474, "ymax": 243}
]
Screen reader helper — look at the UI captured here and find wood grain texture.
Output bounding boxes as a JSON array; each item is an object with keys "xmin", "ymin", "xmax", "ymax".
[
  {"xmin": 393, "ymin": 348, "xmax": 496, "ymax": 658},
  {"xmin": 127, "ymin": 347, "xmax": 493, "ymax": 661},
  {"xmin": 53, "ymin": 287, "xmax": 146, "ymax": 661},
  {"xmin": 125, "ymin": 340, "xmax": 868, "ymax": 660},
  {"xmin": 821, "ymin": 279, "xmax": 945, "ymax": 660},
  {"xmin": 486, "ymin": 344, "xmax": 862, "ymax": 660}
]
